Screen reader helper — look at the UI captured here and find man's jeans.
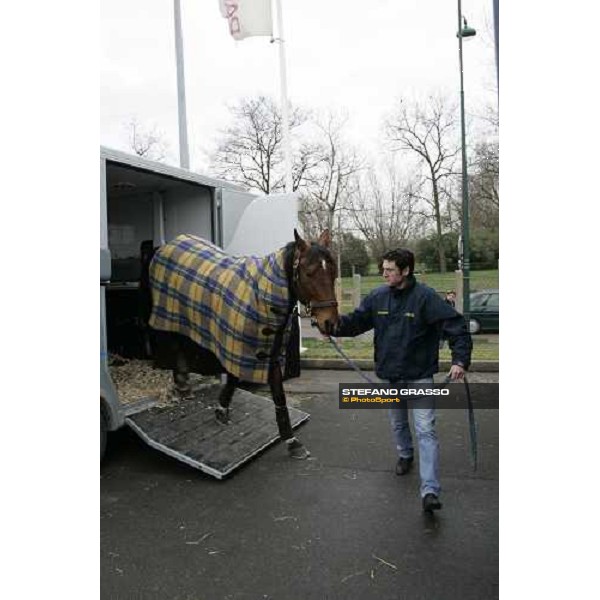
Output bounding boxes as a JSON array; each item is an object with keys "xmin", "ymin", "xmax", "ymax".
[{"xmin": 388, "ymin": 377, "xmax": 440, "ymax": 498}]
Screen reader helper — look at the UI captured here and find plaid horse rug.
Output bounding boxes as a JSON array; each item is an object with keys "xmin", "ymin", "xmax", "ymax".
[{"xmin": 148, "ymin": 234, "xmax": 294, "ymax": 384}]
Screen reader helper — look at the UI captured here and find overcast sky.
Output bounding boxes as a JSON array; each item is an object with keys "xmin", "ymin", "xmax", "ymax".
[{"xmin": 101, "ymin": 0, "xmax": 497, "ymax": 171}]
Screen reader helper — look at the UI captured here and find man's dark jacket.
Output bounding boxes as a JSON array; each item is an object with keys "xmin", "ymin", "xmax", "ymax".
[{"xmin": 334, "ymin": 276, "xmax": 472, "ymax": 381}]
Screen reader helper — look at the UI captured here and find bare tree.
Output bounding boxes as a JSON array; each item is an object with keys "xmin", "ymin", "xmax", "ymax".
[
  {"xmin": 468, "ymin": 138, "xmax": 499, "ymax": 229},
  {"xmin": 452, "ymin": 99, "xmax": 499, "ymax": 231},
  {"xmin": 298, "ymin": 193, "xmax": 330, "ymax": 240},
  {"xmin": 128, "ymin": 119, "xmax": 168, "ymax": 162},
  {"xmin": 479, "ymin": 102, "xmax": 499, "ymax": 131},
  {"xmin": 210, "ymin": 96, "xmax": 317, "ymax": 194},
  {"xmin": 298, "ymin": 113, "xmax": 363, "ymax": 238},
  {"xmin": 385, "ymin": 95, "xmax": 460, "ymax": 272},
  {"xmin": 347, "ymin": 163, "xmax": 427, "ymax": 259}
]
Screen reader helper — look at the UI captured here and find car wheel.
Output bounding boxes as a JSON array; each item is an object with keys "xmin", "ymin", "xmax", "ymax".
[
  {"xmin": 469, "ymin": 319, "xmax": 481, "ymax": 334},
  {"xmin": 101, "ymin": 408, "xmax": 108, "ymax": 462}
]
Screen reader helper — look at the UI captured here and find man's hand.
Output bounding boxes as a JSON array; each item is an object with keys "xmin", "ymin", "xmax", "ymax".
[{"xmin": 448, "ymin": 364, "xmax": 465, "ymax": 381}]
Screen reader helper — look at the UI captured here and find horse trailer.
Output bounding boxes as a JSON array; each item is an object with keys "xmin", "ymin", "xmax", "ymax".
[{"xmin": 100, "ymin": 147, "xmax": 305, "ymax": 472}]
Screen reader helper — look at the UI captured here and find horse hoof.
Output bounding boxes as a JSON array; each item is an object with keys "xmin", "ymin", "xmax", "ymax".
[
  {"xmin": 215, "ymin": 408, "xmax": 230, "ymax": 425},
  {"xmin": 287, "ymin": 440, "xmax": 310, "ymax": 460},
  {"xmin": 175, "ymin": 387, "xmax": 194, "ymax": 400}
]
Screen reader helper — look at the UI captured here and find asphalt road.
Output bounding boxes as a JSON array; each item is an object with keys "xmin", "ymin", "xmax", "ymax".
[{"xmin": 101, "ymin": 370, "xmax": 498, "ymax": 600}]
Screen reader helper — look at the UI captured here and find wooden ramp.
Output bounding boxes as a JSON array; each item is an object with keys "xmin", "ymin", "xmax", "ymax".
[{"xmin": 125, "ymin": 384, "xmax": 310, "ymax": 479}]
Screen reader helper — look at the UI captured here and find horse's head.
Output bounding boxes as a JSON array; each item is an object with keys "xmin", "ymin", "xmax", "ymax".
[{"xmin": 292, "ymin": 228, "xmax": 339, "ymax": 336}]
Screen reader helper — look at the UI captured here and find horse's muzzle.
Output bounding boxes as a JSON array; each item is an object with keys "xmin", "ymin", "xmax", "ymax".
[
  {"xmin": 305, "ymin": 299, "xmax": 338, "ymax": 336},
  {"xmin": 311, "ymin": 315, "xmax": 338, "ymax": 336},
  {"xmin": 322, "ymin": 319, "xmax": 337, "ymax": 336}
]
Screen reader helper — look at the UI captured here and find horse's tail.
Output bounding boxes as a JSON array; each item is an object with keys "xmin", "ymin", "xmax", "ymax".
[{"xmin": 139, "ymin": 239, "xmax": 158, "ymax": 357}]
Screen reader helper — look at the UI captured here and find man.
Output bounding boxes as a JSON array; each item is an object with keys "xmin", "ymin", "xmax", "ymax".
[
  {"xmin": 440, "ymin": 290, "xmax": 457, "ymax": 349},
  {"xmin": 333, "ymin": 249, "xmax": 472, "ymax": 512}
]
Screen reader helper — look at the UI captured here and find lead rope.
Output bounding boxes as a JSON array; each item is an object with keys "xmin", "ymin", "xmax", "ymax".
[
  {"xmin": 326, "ymin": 335, "xmax": 477, "ymax": 471},
  {"xmin": 327, "ymin": 336, "xmax": 376, "ymax": 384}
]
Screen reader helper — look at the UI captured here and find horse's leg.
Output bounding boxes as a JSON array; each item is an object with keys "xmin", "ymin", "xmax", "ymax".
[
  {"xmin": 269, "ymin": 361, "xmax": 310, "ymax": 459},
  {"xmin": 215, "ymin": 373, "xmax": 238, "ymax": 424},
  {"xmin": 173, "ymin": 341, "xmax": 193, "ymax": 399}
]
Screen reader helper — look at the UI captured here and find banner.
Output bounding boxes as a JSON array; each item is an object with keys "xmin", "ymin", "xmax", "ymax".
[{"xmin": 219, "ymin": 0, "xmax": 273, "ymax": 41}]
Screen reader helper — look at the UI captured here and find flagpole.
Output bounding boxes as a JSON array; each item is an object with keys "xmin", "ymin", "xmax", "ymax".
[
  {"xmin": 274, "ymin": 0, "xmax": 293, "ymax": 193},
  {"xmin": 272, "ymin": 0, "xmax": 306, "ymax": 352},
  {"xmin": 174, "ymin": 0, "xmax": 190, "ymax": 169}
]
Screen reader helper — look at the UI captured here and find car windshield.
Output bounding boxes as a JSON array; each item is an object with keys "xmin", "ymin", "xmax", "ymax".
[
  {"xmin": 486, "ymin": 294, "xmax": 499, "ymax": 309},
  {"xmin": 471, "ymin": 294, "xmax": 488, "ymax": 308},
  {"xmin": 470, "ymin": 291, "xmax": 499, "ymax": 309}
]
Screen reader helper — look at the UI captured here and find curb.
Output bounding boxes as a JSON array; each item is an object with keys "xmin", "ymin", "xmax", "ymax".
[{"xmin": 300, "ymin": 359, "xmax": 499, "ymax": 373}]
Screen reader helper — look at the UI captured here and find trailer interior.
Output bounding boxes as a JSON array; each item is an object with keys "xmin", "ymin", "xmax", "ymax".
[{"xmin": 105, "ymin": 160, "xmax": 215, "ymax": 358}]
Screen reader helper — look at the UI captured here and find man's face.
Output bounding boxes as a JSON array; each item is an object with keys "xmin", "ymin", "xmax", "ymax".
[{"xmin": 382, "ymin": 260, "xmax": 410, "ymax": 288}]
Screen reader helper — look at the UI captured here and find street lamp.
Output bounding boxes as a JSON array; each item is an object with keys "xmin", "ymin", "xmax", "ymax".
[{"xmin": 457, "ymin": 2, "xmax": 476, "ymax": 329}]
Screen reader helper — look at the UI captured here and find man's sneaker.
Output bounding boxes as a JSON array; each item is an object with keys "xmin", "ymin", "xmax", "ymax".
[
  {"xmin": 422, "ymin": 493, "xmax": 442, "ymax": 513},
  {"xmin": 395, "ymin": 456, "xmax": 414, "ymax": 476}
]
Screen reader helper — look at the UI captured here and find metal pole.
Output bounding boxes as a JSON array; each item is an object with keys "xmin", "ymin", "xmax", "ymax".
[
  {"xmin": 493, "ymin": 0, "xmax": 499, "ymax": 93},
  {"xmin": 457, "ymin": 0, "xmax": 470, "ymax": 324},
  {"xmin": 174, "ymin": 0, "xmax": 190, "ymax": 169},
  {"xmin": 274, "ymin": 0, "xmax": 294, "ymax": 193},
  {"xmin": 274, "ymin": 0, "xmax": 300, "ymax": 346},
  {"xmin": 336, "ymin": 211, "xmax": 342, "ymax": 305}
]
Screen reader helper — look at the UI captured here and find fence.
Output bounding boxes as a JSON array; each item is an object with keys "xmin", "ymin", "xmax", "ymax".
[{"xmin": 337, "ymin": 267, "xmax": 498, "ymax": 307}]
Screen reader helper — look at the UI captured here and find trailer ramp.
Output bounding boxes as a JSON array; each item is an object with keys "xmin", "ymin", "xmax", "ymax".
[{"xmin": 125, "ymin": 384, "xmax": 309, "ymax": 479}]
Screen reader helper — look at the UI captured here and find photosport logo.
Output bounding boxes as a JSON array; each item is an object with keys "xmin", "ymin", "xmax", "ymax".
[{"xmin": 338, "ymin": 383, "xmax": 499, "ymax": 409}]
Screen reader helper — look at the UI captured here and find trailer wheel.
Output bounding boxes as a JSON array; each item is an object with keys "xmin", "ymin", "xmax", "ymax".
[{"xmin": 100, "ymin": 408, "xmax": 108, "ymax": 461}]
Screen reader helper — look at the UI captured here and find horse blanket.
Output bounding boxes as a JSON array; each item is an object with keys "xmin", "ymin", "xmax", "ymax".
[{"xmin": 148, "ymin": 234, "xmax": 294, "ymax": 384}]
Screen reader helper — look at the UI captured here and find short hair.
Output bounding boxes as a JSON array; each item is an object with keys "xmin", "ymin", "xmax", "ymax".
[{"xmin": 380, "ymin": 248, "xmax": 415, "ymax": 275}]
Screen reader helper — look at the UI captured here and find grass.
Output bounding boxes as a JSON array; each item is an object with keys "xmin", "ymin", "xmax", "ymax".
[
  {"xmin": 301, "ymin": 336, "xmax": 499, "ymax": 361},
  {"xmin": 304, "ymin": 267, "xmax": 500, "ymax": 361},
  {"xmin": 344, "ymin": 269, "xmax": 498, "ymax": 295},
  {"xmin": 337, "ymin": 269, "xmax": 499, "ymax": 313}
]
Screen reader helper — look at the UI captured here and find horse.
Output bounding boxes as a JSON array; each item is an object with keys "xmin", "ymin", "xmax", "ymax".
[{"xmin": 142, "ymin": 228, "xmax": 339, "ymax": 460}]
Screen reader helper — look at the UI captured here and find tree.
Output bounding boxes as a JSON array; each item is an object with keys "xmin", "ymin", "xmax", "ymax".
[
  {"xmin": 335, "ymin": 233, "xmax": 370, "ymax": 277},
  {"xmin": 347, "ymin": 161, "xmax": 427, "ymax": 260},
  {"xmin": 468, "ymin": 138, "xmax": 499, "ymax": 230},
  {"xmin": 469, "ymin": 228, "xmax": 499, "ymax": 270},
  {"xmin": 210, "ymin": 96, "xmax": 317, "ymax": 194},
  {"xmin": 385, "ymin": 95, "xmax": 460, "ymax": 272},
  {"xmin": 466, "ymin": 96, "xmax": 499, "ymax": 231},
  {"xmin": 128, "ymin": 119, "xmax": 169, "ymax": 162},
  {"xmin": 298, "ymin": 112, "xmax": 363, "ymax": 238},
  {"xmin": 417, "ymin": 232, "xmax": 460, "ymax": 272},
  {"xmin": 416, "ymin": 229, "xmax": 498, "ymax": 272}
]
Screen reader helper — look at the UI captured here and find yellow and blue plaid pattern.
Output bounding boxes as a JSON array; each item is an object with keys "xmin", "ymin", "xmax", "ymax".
[{"xmin": 148, "ymin": 234, "xmax": 293, "ymax": 384}]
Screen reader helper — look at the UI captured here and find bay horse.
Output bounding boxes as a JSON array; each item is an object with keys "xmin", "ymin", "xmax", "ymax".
[{"xmin": 142, "ymin": 229, "xmax": 338, "ymax": 459}]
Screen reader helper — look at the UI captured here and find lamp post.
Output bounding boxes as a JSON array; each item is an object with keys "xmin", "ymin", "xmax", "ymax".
[{"xmin": 457, "ymin": 1, "xmax": 476, "ymax": 327}]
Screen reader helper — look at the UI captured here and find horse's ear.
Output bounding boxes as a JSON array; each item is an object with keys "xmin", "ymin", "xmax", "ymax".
[
  {"xmin": 294, "ymin": 228, "xmax": 308, "ymax": 252},
  {"xmin": 317, "ymin": 229, "xmax": 331, "ymax": 248}
]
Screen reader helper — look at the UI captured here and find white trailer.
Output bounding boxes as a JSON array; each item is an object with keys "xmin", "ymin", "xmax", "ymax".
[{"xmin": 100, "ymin": 147, "xmax": 304, "ymax": 471}]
